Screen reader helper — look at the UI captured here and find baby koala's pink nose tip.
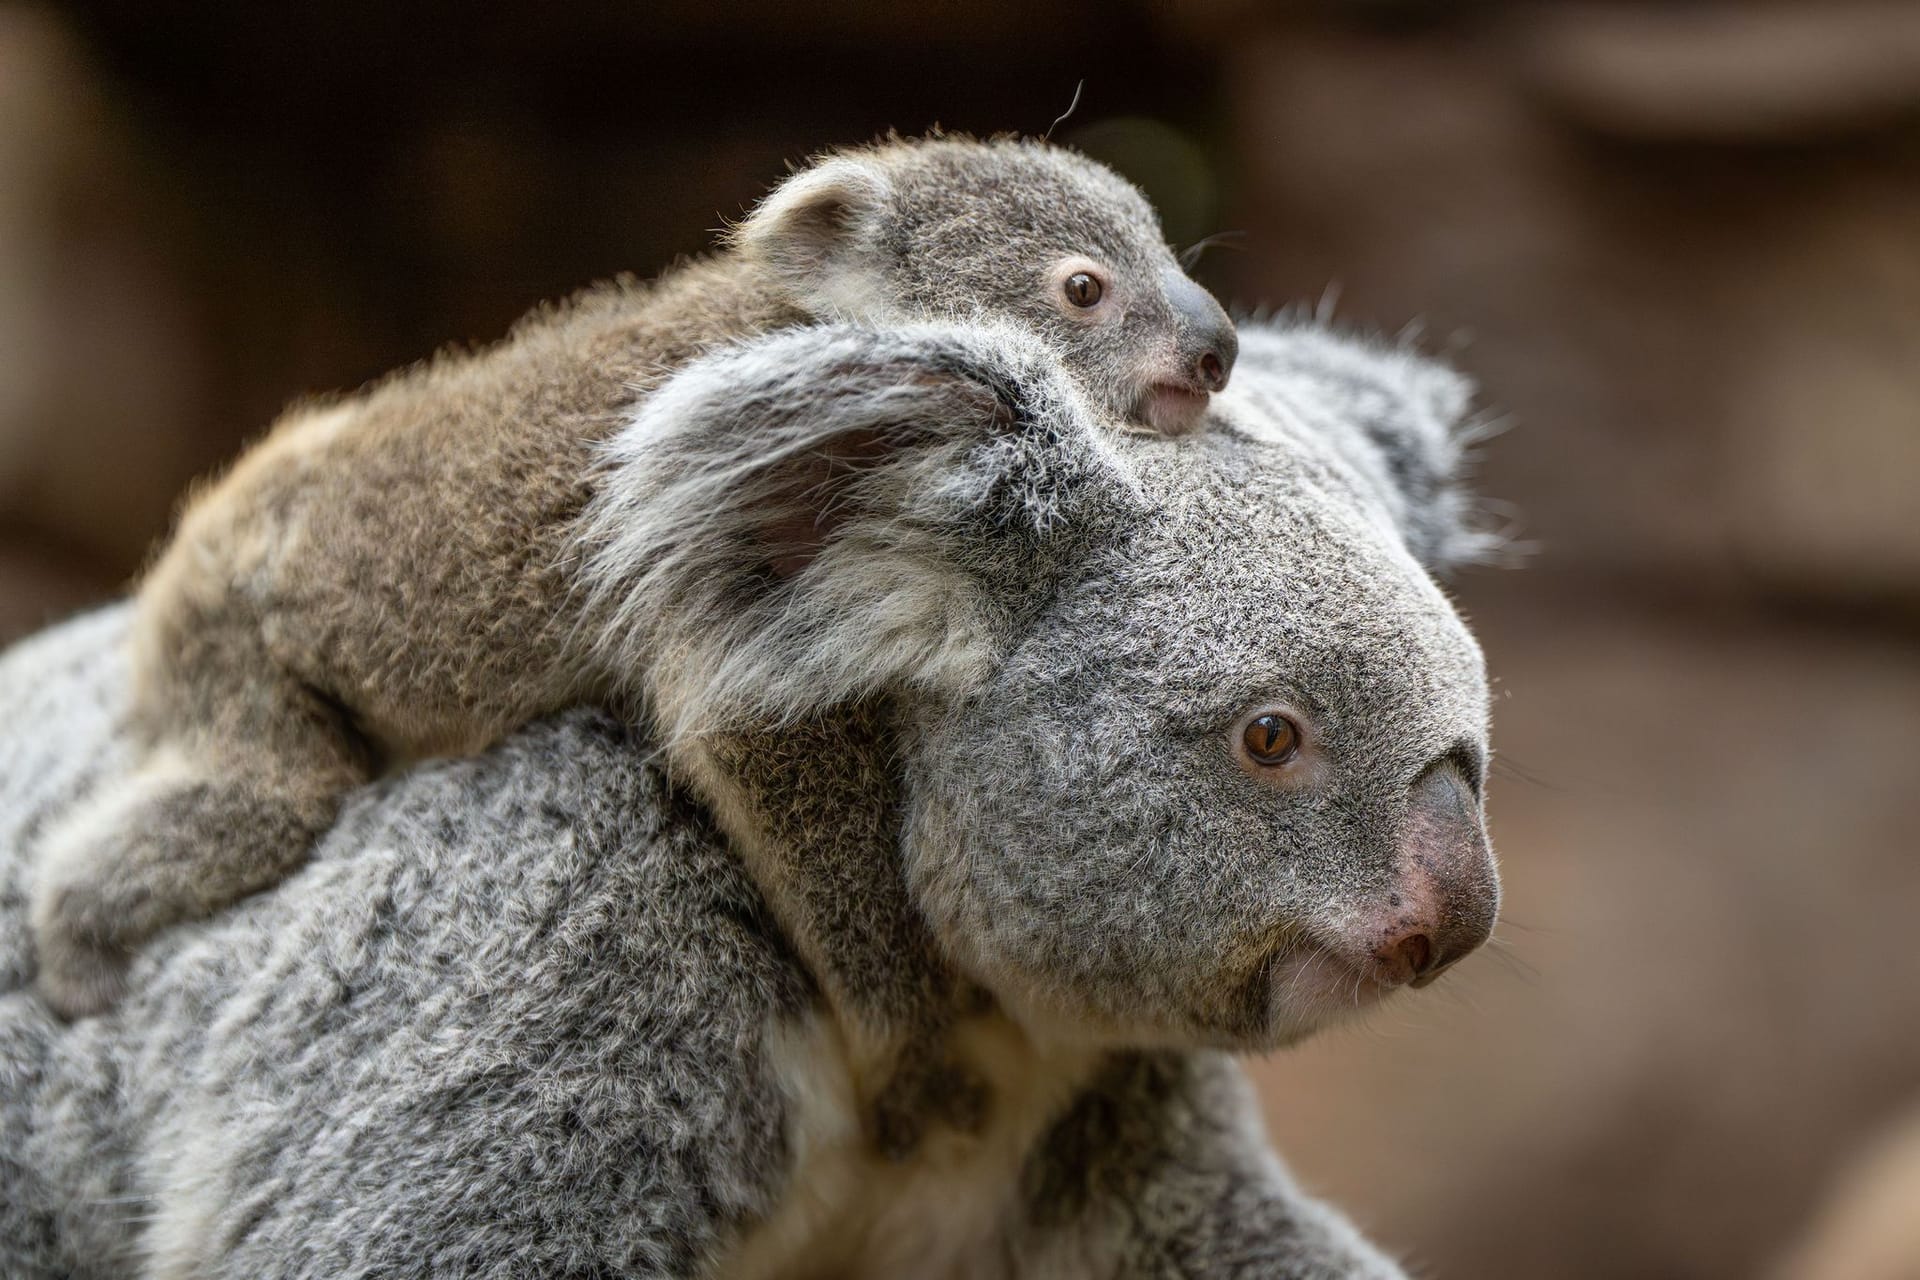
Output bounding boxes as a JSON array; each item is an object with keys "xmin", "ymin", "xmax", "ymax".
[{"xmin": 1196, "ymin": 350, "xmax": 1229, "ymax": 392}]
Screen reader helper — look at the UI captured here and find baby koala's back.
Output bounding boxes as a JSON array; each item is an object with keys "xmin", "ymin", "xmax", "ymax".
[{"xmin": 141, "ymin": 255, "xmax": 801, "ymax": 752}]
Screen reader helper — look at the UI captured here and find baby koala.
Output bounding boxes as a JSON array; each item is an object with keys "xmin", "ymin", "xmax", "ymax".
[{"xmin": 30, "ymin": 133, "xmax": 1236, "ymax": 1024}]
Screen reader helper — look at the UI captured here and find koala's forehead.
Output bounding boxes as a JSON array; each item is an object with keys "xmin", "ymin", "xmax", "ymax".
[
  {"xmin": 1017, "ymin": 437, "xmax": 1488, "ymax": 755},
  {"xmin": 878, "ymin": 141, "xmax": 1168, "ymax": 276}
]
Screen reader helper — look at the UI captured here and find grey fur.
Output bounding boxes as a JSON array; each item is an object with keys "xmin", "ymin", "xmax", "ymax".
[
  {"xmin": 1223, "ymin": 322, "xmax": 1500, "ymax": 570},
  {"xmin": 1, "ymin": 318, "xmax": 1495, "ymax": 1277}
]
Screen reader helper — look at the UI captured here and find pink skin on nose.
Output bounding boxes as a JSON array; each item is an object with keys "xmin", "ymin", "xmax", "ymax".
[
  {"xmin": 1355, "ymin": 766, "xmax": 1500, "ymax": 990},
  {"xmin": 1260, "ymin": 768, "xmax": 1497, "ymax": 1036},
  {"xmin": 1135, "ymin": 341, "xmax": 1235, "ymax": 435},
  {"xmin": 1368, "ymin": 858, "xmax": 1452, "ymax": 989}
]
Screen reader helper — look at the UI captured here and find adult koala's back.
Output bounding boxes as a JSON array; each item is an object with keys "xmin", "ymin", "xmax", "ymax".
[
  {"xmin": 0, "ymin": 613, "xmax": 812, "ymax": 1278},
  {"xmin": 0, "ymin": 318, "xmax": 1500, "ymax": 1279}
]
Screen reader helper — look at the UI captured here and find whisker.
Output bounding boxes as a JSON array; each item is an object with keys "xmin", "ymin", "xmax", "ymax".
[
  {"xmin": 1178, "ymin": 230, "xmax": 1248, "ymax": 271},
  {"xmin": 1490, "ymin": 753, "xmax": 1560, "ymax": 790},
  {"xmin": 1044, "ymin": 80, "xmax": 1086, "ymax": 142}
]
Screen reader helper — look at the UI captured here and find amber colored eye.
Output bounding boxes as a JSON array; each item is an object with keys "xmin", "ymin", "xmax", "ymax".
[
  {"xmin": 1063, "ymin": 271, "xmax": 1104, "ymax": 308},
  {"xmin": 1242, "ymin": 713, "xmax": 1301, "ymax": 766}
]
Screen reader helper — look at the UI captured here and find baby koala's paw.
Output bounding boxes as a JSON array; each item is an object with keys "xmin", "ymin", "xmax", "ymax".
[
  {"xmin": 26, "ymin": 763, "xmax": 335, "ymax": 1021},
  {"xmin": 29, "ymin": 820, "xmax": 156, "ymax": 1019},
  {"xmin": 31, "ymin": 906, "xmax": 133, "ymax": 1021}
]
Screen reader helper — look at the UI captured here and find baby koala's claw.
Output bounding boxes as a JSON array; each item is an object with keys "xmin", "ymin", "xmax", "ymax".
[{"xmin": 32, "ymin": 922, "xmax": 133, "ymax": 1021}]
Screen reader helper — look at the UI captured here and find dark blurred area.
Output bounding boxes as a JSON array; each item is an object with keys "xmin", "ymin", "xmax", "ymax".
[{"xmin": 4, "ymin": 2, "xmax": 1919, "ymax": 1276}]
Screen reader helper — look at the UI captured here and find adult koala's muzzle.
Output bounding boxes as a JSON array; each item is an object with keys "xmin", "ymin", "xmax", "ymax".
[{"xmin": 1347, "ymin": 761, "xmax": 1499, "ymax": 990}]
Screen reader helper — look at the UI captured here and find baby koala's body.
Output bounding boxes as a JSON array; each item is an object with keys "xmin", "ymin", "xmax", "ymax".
[{"xmin": 31, "ymin": 134, "xmax": 1238, "ymax": 1030}]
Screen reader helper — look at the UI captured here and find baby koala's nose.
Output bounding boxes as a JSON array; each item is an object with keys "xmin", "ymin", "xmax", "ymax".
[
  {"xmin": 1164, "ymin": 268, "xmax": 1237, "ymax": 393},
  {"xmin": 1195, "ymin": 347, "xmax": 1231, "ymax": 394},
  {"xmin": 1363, "ymin": 758, "xmax": 1500, "ymax": 989}
]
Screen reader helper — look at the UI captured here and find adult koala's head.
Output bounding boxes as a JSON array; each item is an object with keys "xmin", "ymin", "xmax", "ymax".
[
  {"xmin": 733, "ymin": 135, "xmax": 1238, "ymax": 435},
  {"xmin": 583, "ymin": 317, "xmax": 1501, "ymax": 1053}
]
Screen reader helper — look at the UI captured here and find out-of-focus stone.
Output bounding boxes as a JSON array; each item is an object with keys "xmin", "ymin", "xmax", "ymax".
[{"xmin": 1719, "ymin": 180, "xmax": 1920, "ymax": 602}]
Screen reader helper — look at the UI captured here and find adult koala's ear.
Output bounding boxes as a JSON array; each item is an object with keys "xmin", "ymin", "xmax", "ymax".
[
  {"xmin": 579, "ymin": 322, "xmax": 1136, "ymax": 742},
  {"xmin": 733, "ymin": 156, "xmax": 895, "ymax": 318},
  {"xmin": 1229, "ymin": 320, "xmax": 1504, "ymax": 573}
]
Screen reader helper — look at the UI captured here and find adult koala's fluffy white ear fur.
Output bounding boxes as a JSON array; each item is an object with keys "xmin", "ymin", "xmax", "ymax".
[
  {"xmin": 733, "ymin": 157, "xmax": 896, "ymax": 318},
  {"xmin": 578, "ymin": 322, "xmax": 1137, "ymax": 743},
  {"xmin": 1224, "ymin": 320, "xmax": 1504, "ymax": 573}
]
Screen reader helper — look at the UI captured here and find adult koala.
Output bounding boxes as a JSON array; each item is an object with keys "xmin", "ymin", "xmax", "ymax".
[{"xmin": 0, "ymin": 317, "xmax": 1500, "ymax": 1279}]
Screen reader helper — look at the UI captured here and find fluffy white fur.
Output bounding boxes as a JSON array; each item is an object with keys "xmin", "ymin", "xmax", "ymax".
[{"xmin": 575, "ymin": 321, "xmax": 1140, "ymax": 745}]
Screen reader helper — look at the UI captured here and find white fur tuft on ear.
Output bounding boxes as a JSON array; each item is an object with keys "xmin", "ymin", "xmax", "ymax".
[
  {"xmin": 732, "ymin": 157, "xmax": 896, "ymax": 319},
  {"xmin": 573, "ymin": 322, "xmax": 1132, "ymax": 746}
]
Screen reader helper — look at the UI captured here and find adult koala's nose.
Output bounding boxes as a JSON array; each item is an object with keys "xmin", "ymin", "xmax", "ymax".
[
  {"xmin": 1361, "ymin": 760, "xmax": 1500, "ymax": 989},
  {"xmin": 1163, "ymin": 267, "xmax": 1237, "ymax": 393}
]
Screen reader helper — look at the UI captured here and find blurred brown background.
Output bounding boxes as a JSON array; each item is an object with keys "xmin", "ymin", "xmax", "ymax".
[{"xmin": 4, "ymin": 2, "xmax": 1919, "ymax": 1276}]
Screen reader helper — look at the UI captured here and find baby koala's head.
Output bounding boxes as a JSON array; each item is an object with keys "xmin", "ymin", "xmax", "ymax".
[
  {"xmin": 733, "ymin": 134, "xmax": 1238, "ymax": 435},
  {"xmin": 585, "ymin": 317, "xmax": 1502, "ymax": 1055}
]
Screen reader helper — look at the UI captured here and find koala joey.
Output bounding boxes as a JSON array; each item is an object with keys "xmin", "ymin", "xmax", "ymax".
[{"xmin": 28, "ymin": 133, "xmax": 1236, "ymax": 1031}]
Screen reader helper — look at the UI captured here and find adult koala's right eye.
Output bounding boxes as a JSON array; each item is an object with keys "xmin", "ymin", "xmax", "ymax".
[{"xmin": 1240, "ymin": 712, "xmax": 1301, "ymax": 766}]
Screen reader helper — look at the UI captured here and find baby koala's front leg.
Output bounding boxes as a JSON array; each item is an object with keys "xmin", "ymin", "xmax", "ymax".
[{"xmin": 31, "ymin": 667, "xmax": 372, "ymax": 1019}]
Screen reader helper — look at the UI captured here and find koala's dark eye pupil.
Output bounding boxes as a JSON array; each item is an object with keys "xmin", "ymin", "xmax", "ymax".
[
  {"xmin": 1243, "ymin": 714, "xmax": 1300, "ymax": 765},
  {"xmin": 1064, "ymin": 272, "xmax": 1103, "ymax": 308}
]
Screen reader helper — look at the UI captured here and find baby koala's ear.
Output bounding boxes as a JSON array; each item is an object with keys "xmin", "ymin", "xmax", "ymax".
[
  {"xmin": 1230, "ymin": 321, "xmax": 1503, "ymax": 574},
  {"xmin": 579, "ymin": 321, "xmax": 1137, "ymax": 741},
  {"xmin": 733, "ymin": 156, "xmax": 895, "ymax": 318}
]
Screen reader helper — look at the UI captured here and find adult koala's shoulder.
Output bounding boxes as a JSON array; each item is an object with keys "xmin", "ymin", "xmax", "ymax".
[{"xmin": 0, "ymin": 609, "xmax": 813, "ymax": 1279}]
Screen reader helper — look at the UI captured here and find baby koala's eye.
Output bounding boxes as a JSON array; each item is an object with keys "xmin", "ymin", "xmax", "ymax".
[
  {"xmin": 1063, "ymin": 271, "xmax": 1104, "ymax": 308},
  {"xmin": 1241, "ymin": 712, "xmax": 1301, "ymax": 766}
]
